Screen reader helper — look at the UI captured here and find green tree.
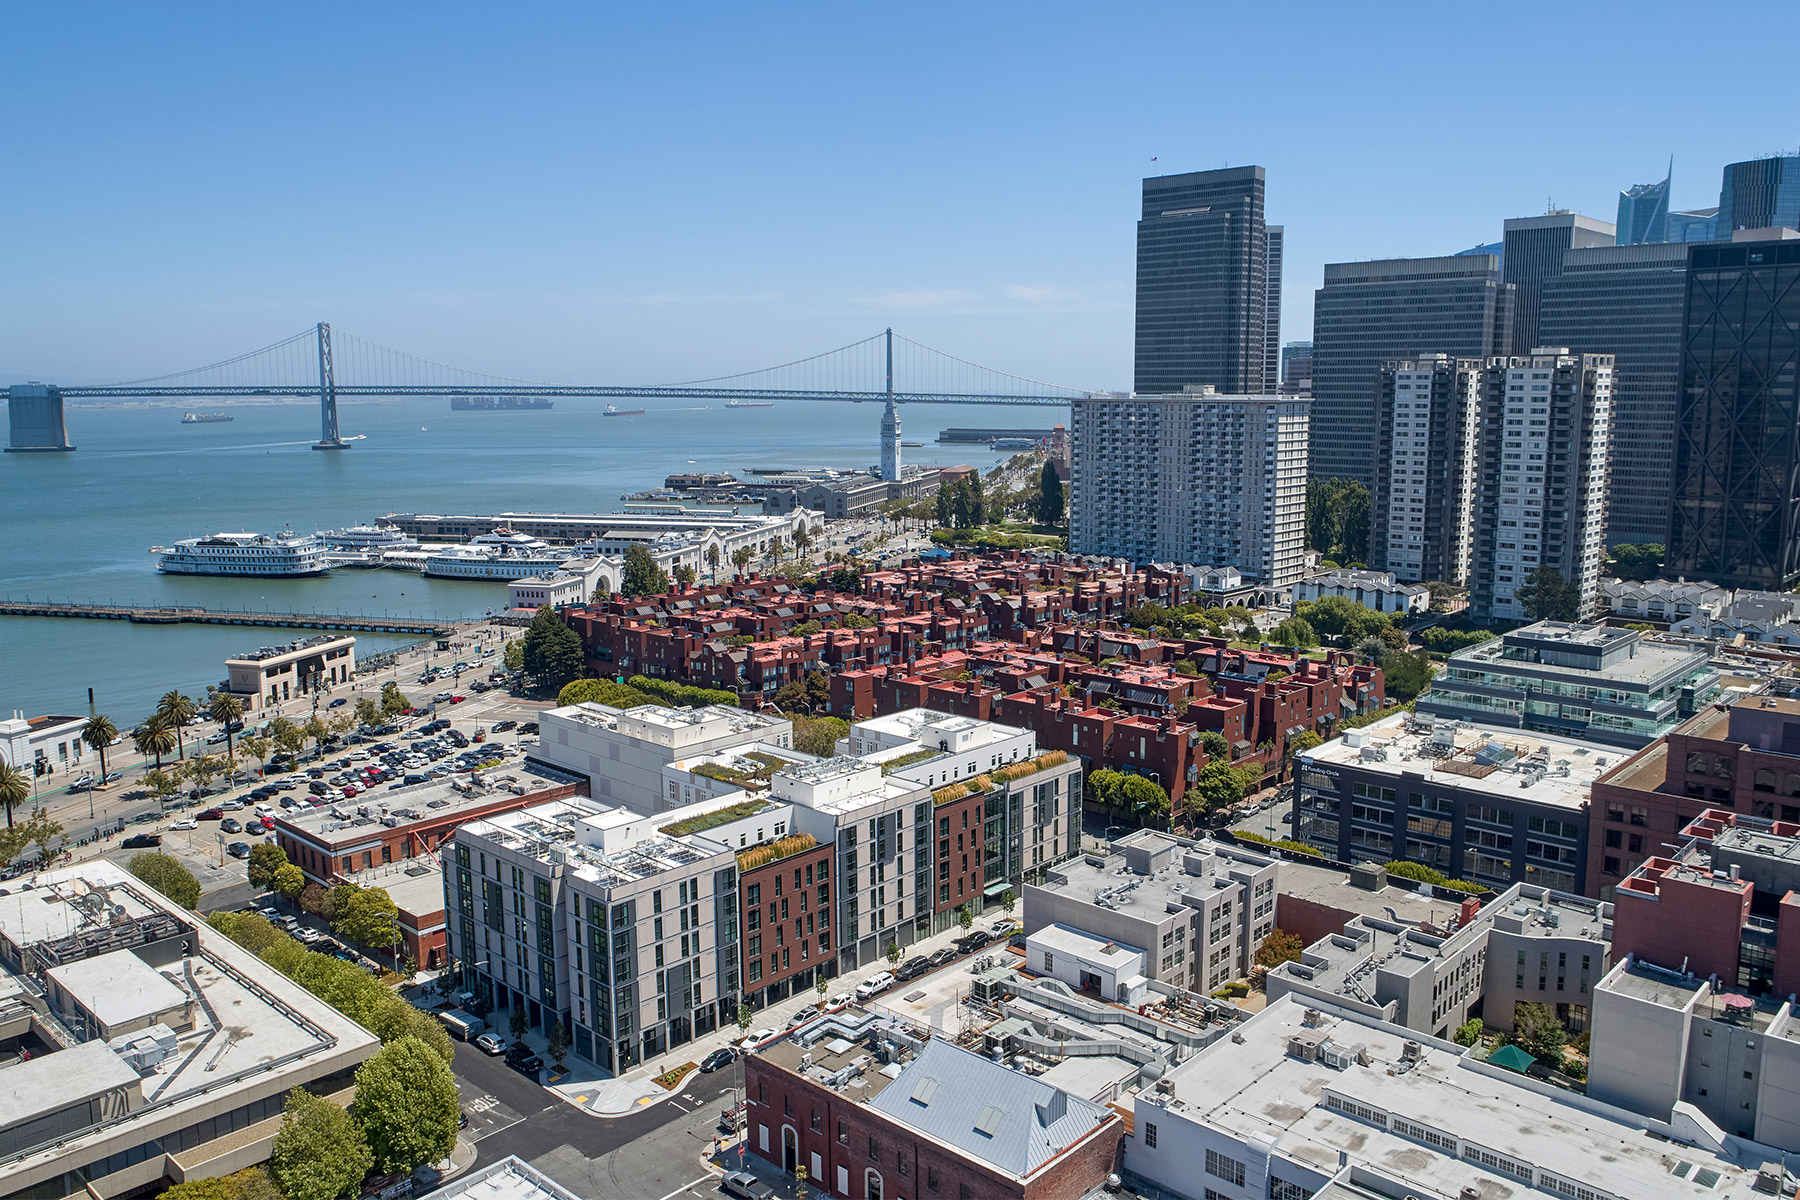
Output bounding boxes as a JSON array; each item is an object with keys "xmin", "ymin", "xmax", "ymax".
[
  {"xmin": 1607, "ymin": 543, "xmax": 1664, "ymax": 582},
  {"xmin": 239, "ymin": 734, "xmax": 272, "ymax": 780},
  {"xmin": 160, "ymin": 1167, "xmax": 282, "ymax": 1200},
  {"xmin": 1084, "ymin": 767, "xmax": 1122, "ymax": 809},
  {"xmin": 1001, "ymin": 887, "xmax": 1017, "ymax": 915},
  {"xmin": 522, "ymin": 606, "xmax": 584, "ymax": 689},
  {"xmin": 129, "ymin": 851, "xmax": 201, "ymax": 909},
  {"xmin": 737, "ymin": 1000, "xmax": 754, "ymax": 1034},
  {"xmin": 352, "ymin": 1035, "xmax": 460, "ymax": 1174},
  {"xmin": 268, "ymin": 1089, "xmax": 372, "ymax": 1200},
  {"xmin": 816, "ymin": 975, "xmax": 830, "ymax": 1002},
  {"xmin": 773, "ymin": 679, "xmax": 811, "ymax": 714},
  {"xmin": 1508, "ymin": 1001, "xmax": 1568, "ymax": 1068},
  {"xmin": 269, "ymin": 716, "xmax": 304, "ymax": 759},
  {"xmin": 378, "ymin": 684, "xmax": 410, "ymax": 718},
  {"xmin": 353, "ymin": 697, "xmax": 381, "ymax": 727},
  {"xmin": 886, "ymin": 940, "xmax": 903, "ymax": 967},
  {"xmin": 957, "ymin": 903, "xmax": 974, "ymax": 932},
  {"xmin": 1199, "ymin": 731, "xmax": 1230, "ymax": 762},
  {"xmin": 1120, "ymin": 774, "xmax": 1170, "ymax": 822},
  {"xmin": 1453, "ymin": 1018, "xmax": 1484, "ymax": 1047},
  {"xmin": 1305, "ymin": 477, "xmax": 1371, "ymax": 562},
  {"xmin": 731, "ymin": 545, "xmax": 755, "ymax": 579},
  {"xmin": 1254, "ymin": 928, "xmax": 1304, "ymax": 968},
  {"xmin": 504, "ymin": 638, "xmax": 524, "ymax": 671},
  {"xmin": 1268, "ymin": 616, "xmax": 1318, "ymax": 649},
  {"xmin": 1193, "ymin": 761, "xmax": 1250, "ymax": 813},
  {"xmin": 673, "ymin": 562, "xmax": 698, "ymax": 589},
  {"xmin": 82, "ymin": 713, "xmax": 118, "ymax": 784},
  {"xmin": 0, "ymin": 761, "xmax": 28, "ymax": 829},
  {"xmin": 1036, "ymin": 460, "xmax": 1064, "ymax": 525},
  {"xmin": 1284, "ymin": 730, "xmax": 1323, "ymax": 769},
  {"xmin": 1380, "ymin": 650, "xmax": 1437, "ymax": 703},
  {"xmin": 622, "ymin": 543, "xmax": 672, "ymax": 598},
  {"xmin": 805, "ymin": 670, "xmax": 831, "ymax": 712},
  {"xmin": 159, "ymin": 690, "xmax": 199, "ymax": 759},
  {"xmin": 1515, "ymin": 565, "xmax": 1582, "ymax": 622},
  {"xmin": 334, "ymin": 885, "xmax": 399, "ymax": 950},
  {"xmin": 301, "ymin": 717, "xmax": 329, "ymax": 759},
  {"xmin": 547, "ymin": 1019, "xmax": 569, "ymax": 1070},
  {"xmin": 136, "ymin": 712, "xmax": 179, "ymax": 769},
  {"xmin": 509, "ymin": 1004, "xmax": 528, "ymax": 1040},
  {"xmin": 273, "ymin": 862, "xmax": 306, "ymax": 901},
  {"xmin": 0, "ymin": 807, "xmax": 63, "ymax": 866},
  {"xmin": 248, "ymin": 842, "xmax": 290, "ymax": 890},
  {"xmin": 209, "ymin": 692, "xmax": 244, "ymax": 761},
  {"xmin": 791, "ymin": 715, "xmax": 848, "ymax": 757},
  {"xmin": 705, "ymin": 544, "xmax": 722, "ymax": 580},
  {"xmin": 1355, "ymin": 634, "xmax": 1390, "ymax": 667}
]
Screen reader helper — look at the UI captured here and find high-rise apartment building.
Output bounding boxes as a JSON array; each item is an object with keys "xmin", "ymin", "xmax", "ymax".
[
  {"xmin": 1134, "ymin": 166, "xmax": 1271, "ymax": 395},
  {"xmin": 1309, "ymin": 255, "xmax": 1514, "ymax": 485},
  {"xmin": 1469, "ymin": 350, "xmax": 1615, "ymax": 622},
  {"xmin": 1717, "ymin": 154, "xmax": 1800, "ymax": 235},
  {"xmin": 1069, "ymin": 388, "xmax": 1309, "ymax": 587},
  {"xmin": 1502, "ymin": 212, "xmax": 1616, "ymax": 354},
  {"xmin": 1669, "ymin": 233, "xmax": 1800, "ymax": 590},
  {"xmin": 1371, "ymin": 356, "xmax": 1484, "ymax": 585},
  {"xmin": 1263, "ymin": 224, "xmax": 1283, "ymax": 394},
  {"xmin": 1538, "ymin": 241, "xmax": 1691, "ymax": 547},
  {"xmin": 1616, "ymin": 169, "xmax": 1672, "ymax": 245},
  {"xmin": 1280, "ymin": 340, "xmax": 1313, "ymax": 396}
]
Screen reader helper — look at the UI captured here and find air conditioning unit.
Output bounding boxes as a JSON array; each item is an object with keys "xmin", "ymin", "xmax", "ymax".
[{"xmin": 1155, "ymin": 1077, "xmax": 1176, "ymax": 1095}]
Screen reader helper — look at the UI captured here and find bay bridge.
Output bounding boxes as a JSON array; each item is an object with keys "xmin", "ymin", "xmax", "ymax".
[{"xmin": 5, "ymin": 324, "xmax": 1093, "ymax": 452}]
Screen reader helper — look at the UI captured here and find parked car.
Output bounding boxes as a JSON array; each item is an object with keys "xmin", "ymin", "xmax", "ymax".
[
  {"xmin": 787, "ymin": 1008, "xmax": 815, "ymax": 1028},
  {"xmin": 895, "ymin": 956, "xmax": 931, "ymax": 982},
  {"xmin": 824, "ymin": 992, "xmax": 852, "ymax": 1013},
  {"xmin": 198, "ymin": 807, "xmax": 224, "ymax": 820},
  {"xmin": 699, "ymin": 1046, "xmax": 737, "ymax": 1073},
  {"xmin": 988, "ymin": 919, "xmax": 1021, "ymax": 939},
  {"xmin": 227, "ymin": 841, "xmax": 252, "ymax": 859},
  {"xmin": 720, "ymin": 1172, "xmax": 775, "ymax": 1200},
  {"xmin": 928, "ymin": 947, "xmax": 957, "ymax": 969},
  {"xmin": 474, "ymin": 1033, "xmax": 508, "ymax": 1057},
  {"xmin": 121, "ymin": 833, "xmax": 162, "ymax": 849},
  {"xmin": 169, "ymin": 817, "xmax": 198, "ymax": 831},
  {"xmin": 220, "ymin": 818, "xmax": 243, "ymax": 834},
  {"xmin": 505, "ymin": 1044, "xmax": 543, "ymax": 1075},
  {"xmin": 854, "ymin": 972, "xmax": 896, "ymax": 1001},
  {"xmin": 955, "ymin": 930, "xmax": 993, "ymax": 954}
]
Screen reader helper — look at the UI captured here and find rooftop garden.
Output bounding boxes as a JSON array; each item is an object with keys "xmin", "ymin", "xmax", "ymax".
[
  {"xmin": 880, "ymin": 747, "xmax": 942, "ymax": 775},
  {"xmin": 990, "ymin": 750, "xmax": 1068, "ymax": 783},
  {"xmin": 658, "ymin": 798, "xmax": 771, "ymax": 838},
  {"xmin": 736, "ymin": 832, "xmax": 819, "ymax": 872}
]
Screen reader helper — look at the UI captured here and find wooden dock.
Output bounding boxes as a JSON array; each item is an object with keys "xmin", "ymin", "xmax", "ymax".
[{"xmin": 0, "ymin": 600, "xmax": 458, "ymax": 636}]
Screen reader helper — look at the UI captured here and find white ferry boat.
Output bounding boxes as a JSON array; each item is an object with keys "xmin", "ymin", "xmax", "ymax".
[
  {"xmin": 156, "ymin": 531, "xmax": 331, "ymax": 577},
  {"xmin": 421, "ymin": 528, "xmax": 568, "ymax": 580},
  {"xmin": 316, "ymin": 523, "xmax": 420, "ymax": 566}
]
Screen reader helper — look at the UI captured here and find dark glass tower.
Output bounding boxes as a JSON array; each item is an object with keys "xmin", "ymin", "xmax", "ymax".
[
  {"xmin": 1264, "ymin": 224, "xmax": 1284, "ymax": 395},
  {"xmin": 1502, "ymin": 213, "xmax": 1616, "ymax": 354},
  {"xmin": 1538, "ymin": 242, "xmax": 1691, "ymax": 547},
  {"xmin": 1668, "ymin": 236, "xmax": 1800, "ymax": 590},
  {"xmin": 1717, "ymin": 156, "xmax": 1800, "ymax": 235},
  {"xmin": 1134, "ymin": 166, "xmax": 1270, "ymax": 394},
  {"xmin": 1616, "ymin": 168, "xmax": 1672, "ymax": 246},
  {"xmin": 1309, "ymin": 255, "xmax": 1514, "ymax": 485}
]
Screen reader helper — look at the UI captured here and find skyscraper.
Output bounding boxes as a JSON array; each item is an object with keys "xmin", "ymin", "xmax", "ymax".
[
  {"xmin": 1616, "ymin": 167, "xmax": 1672, "ymax": 245},
  {"xmin": 1309, "ymin": 255, "xmax": 1514, "ymax": 485},
  {"xmin": 1372, "ymin": 356, "xmax": 1484, "ymax": 585},
  {"xmin": 1069, "ymin": 387, "xmax": 1309, "ymax": 587},
  {"xmin": 1668, "ymin": 234, "xmax": 1800, "ymax": 590},
  {"xmin": 1134, "ymin": 166, "xmax": 1271, "ymax": 395},
  {"xmin": 1717, "ymin": 155, "xmax": 1800, "ymax": 235},
  {"xmin": 1501, "ymin": 212, "xmax": 1616, "ymax": 354},
  {"xmin": 1667, "ymin": 207, "xmax": 1722, "ymax": 242},
  {"xmin": 1538, "ymin": 242, "xmax": 1691, "ymax": 547},
  {"xmin": 1280, "ymin": 341, "xmax": 1313, "ymax": 396},
  {"xmin": 1263, "ymin": 224, "xmax": 1284, "ymax": 395},
  {"xmin": 1470, "ymin": 351, "xmax": 1615, "ymax": 622}
]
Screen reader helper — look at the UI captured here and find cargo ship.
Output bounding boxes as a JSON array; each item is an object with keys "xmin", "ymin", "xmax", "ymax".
[
  {"xmin": 450, "ymin": 396, "xmax": 554, "ymax": 411},
  {"xmin": 180, "ymin": 412, "xmax": 234, "ymax": 424},
  {"xmin": 724, "ymin": 399, "xmax": 776, "ymax": 409},
  {"xmin": 603, "ymin": 404, "xmax": 645, "ymax": 417}
]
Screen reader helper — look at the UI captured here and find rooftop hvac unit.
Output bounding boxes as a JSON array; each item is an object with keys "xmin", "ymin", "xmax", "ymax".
[
  {"xmin": 1401, "ymin": 1040, "xmax": 1422, "ymax": 1061},
  {"xmin": 1155, "ymin": 1077, "xmax": 1176, "ymax": 1095},
  {"xmin": 1319, "ymin": 1041, "xmax": 1357, "ymax": 1070}
]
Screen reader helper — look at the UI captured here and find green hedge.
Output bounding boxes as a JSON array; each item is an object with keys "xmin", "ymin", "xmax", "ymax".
[
  {"xmin": 1234, "ymin": 831, "xmax": 1323, "ymax": 857},
  {"xmin": 627, "ymin": 675, "xmax": 742, "ymax": 708},
  {"xmin": 1382, "ymin": 859, "xmax": 1487, "ymax": 896}
]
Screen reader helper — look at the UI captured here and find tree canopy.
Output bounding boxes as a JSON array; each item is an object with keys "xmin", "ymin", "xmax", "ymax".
[
  {"xmin": 1193, "ymin": 761, "xmax": 1255, "ymax": 813},
  {"xmin": 353, "ymin": 1035, "xmax": 461, "ymax": 1174},
  {"xmin": 791, "ymin": 715, "xmax": 848, "ymax": 757},
  {"xmin": 1606, "ymin": 542, "xmax": 1664, "ymax": 582},
  {"xmin": 522, "ymin": 605, "xmax": 584, "ymax": 689},
  {"xmin": 1267, "ymin": 616, "xmax": 1318, "ymax": 649},
  {"xmin": 129, "ymin": 851, "xmax": 200, "ymax": 909},
  {"xmin": 1508, "ymin": 1001, "xmax": 1568, "ymax": 1068},
  {"xmin": 1380, "ymin": 650, "xmax": 1437, "ymax": 702},
  {"xmin": 248, "ymin": 843, "xmax": 289, "ymax": 890},
  {"xmin": 333, "ymin": 885, "xmax": 400, "ymax": 950},
  {"xmin": 1254, "ymin": 928, "xmax": 1304, "ymax": 968},
  {"xmin": 1515, "ymin": 565, "xmax": 1582, "ymax": 623},
  {"xmin": 1305, "ymin": 477, "xmax": 1371, "ymax": 563},
  {"xmin": 622, "ymin": 543, "xmax": 671, "ymax": 598},
  {"xmin": 1036, "ymin": 461, "xmax": 1064, "ymax": 525},
  {"xmin": 268, "ymin": 1090, "xmax": 372, "ymax": 1200}
]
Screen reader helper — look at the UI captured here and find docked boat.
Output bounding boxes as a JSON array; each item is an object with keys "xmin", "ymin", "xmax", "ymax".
[
  {"xmin": 180, "ymin": 412, "xmax": 234, "ymax": 424},
  {"xmin": 991, "ymin": 437, "xmax": 1038, "ymax": 450},
  {"xmin": 603, "ymin": 404, "xmax": 645, "ymax": 417},
  {"xmin": 724, "ymin": 399, "xmax": 775, "ymax": 410},
  {"xmin": 157, "ymin": 531, "xmax": 330, "ymax": 577},
  {"xmin": 316, "ymin": 523, "xmax": 419, "ymax": 566},
  {"xmin": 421, "ymin": 528, "xmax": 569, "ymax": 580}
]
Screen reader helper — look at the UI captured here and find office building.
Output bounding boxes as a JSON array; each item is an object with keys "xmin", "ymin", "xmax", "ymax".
[
  {"xmin": 1264, "ymin": 224, "xmax": 1283, "ymax": 394},
  {"xmin": 1280, "ymin": 340, "xmax": 1312, "ymax": 395},
  {"xmin": 1668, "ymin": 234, "xmax": 1800, "ymax": 590},
  {"xmin": 0, "ymin": 862, "xmax": 379, "ymax": 1200},
  {"xmin": 1468, "ymin": 350, "xmax": 1615, "ymax": 623},
  {"xmin": 1617, "ymin": 168, "xmax": 1673, "ymax": 245},
  {"xmin": 1068, "ymin": 389, "xmax": 1309, "ymax": 586},
  {"xmin": 1022, "ymin": 830, "xmax": 1279, "ymax": 996},
  {"xmin": 1538, "ymin": 242, "xmax": 1692, "ymax": 547},
  {"xmin": 1371, "ymin": 356, "xmax": 1484, "ymax": 584},
  {"xmin": 1265, "ymin": 882, "xmax": 1611, "ymax": 1040},
  {"xmin": 745, "ymin": 1016, "xmax": 1124, "ymax": 1200},
  {"xmin": 1134, "ymin": 166, "xmax": 1271, "ymax": 395},
  {"xmin": 1501, "ymin": 212, "xmax": 1616, "ymax": 354},
  {"xmin": 1588, "ymin": 956, "xmax": 1800, "ymax": 1152},
  {"xmin": 1716, "ymin": 154, "xmax": 1800, "ymax": 235},
  {"xmin": 1309, "ymin": 255, "xmax": 1513, "ymax": 485},
  {"xmin": 1668, "ymin": 206, "xmax": 1721, "ymax": 242},
  {"xmin": 1416, "ymin": 621, "xmax": 1719, "ymax": 749},
  {"xmin": 223, "ymin": 634, "xmax": 355, "ymax": 711},
  {"xmin": 1126, "ymin": 993, "xmax": 1765, "ymax": 1200},
  {"xmin": 1294, "ymin": 709, "xmax": 1616, "ymax": 893}
]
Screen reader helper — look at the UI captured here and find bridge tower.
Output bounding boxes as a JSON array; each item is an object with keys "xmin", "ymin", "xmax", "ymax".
[
  {"xmin": 312, "ymin": 322, "xmax": 349, "ymax": 450},
  {"xmin": 880, "ymin": 327, "xmax": 901, "ymax": 482},
  {"xmin": 5, "ymin": 384, "xmax": 75, "ymax": 452}
]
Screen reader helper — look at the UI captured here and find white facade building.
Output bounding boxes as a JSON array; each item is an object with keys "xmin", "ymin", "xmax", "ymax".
[
  {"xmin": 1372, "ymin": 356, "xmax": 1484, "ymax": 585},
  {"xmin": 1070, "ymin": 388, "xmax": 1310, "ymax": 587},
  {"xmin": 1291, "ymin": 568, "xmax": 1429, "ymax": 615},
  {"xmin": 1603, "ymin": 577, "xmax": 1730, "ymax": 623},
  {"xmin": 531, "ymin": 702, "xmax": 794, "ymax": 811},
  {"xmin": 0, "ymin": 710, "xmax": 91, "ymax": 780}
]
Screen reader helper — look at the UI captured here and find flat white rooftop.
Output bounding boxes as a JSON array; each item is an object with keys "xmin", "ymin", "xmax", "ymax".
[
  {"xmin": 0, "ymin": 1040, "xmax": 142, "ymax": 1131},
  {"xmin": 1026, "ymin": 923, "xmax": 1145, "ymax": 972},
  {"xmin": 427, "ymin": 1155, "xmax": 586, "ymax": 1200},
  {"xmin": 1301, "ymin": 711, "xmax": 1618, "ymax": 811},
  {"xmin": 1149, "ymin": 995, "xmax": 1750, "ymax": 1200},
  {"xmin": 47, "ymin": 949, "xmax": 187, "ymax": 1030}
]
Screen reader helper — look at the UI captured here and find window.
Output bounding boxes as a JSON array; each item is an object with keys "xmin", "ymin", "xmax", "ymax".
[
  {"xmin": 1143, "ymin": 1121, "xmax": 1157, "ymax": 1148},
  {"xmin": 927, "ymin": 1167, "xmax": 939, "ymax": 1193},
  {"xmin": 869, "ymin": 1136, "xmax": 879, "ymax": 1161},
  {"xmin": 1205, "ymin": 1149, "xmax": 1245, "ymax": 1186}
]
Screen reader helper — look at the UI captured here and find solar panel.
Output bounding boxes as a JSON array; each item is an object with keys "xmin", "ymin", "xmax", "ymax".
[{"xmin": 975, "ymin": 1105, "xmax": 1005, "ymax": 1137}]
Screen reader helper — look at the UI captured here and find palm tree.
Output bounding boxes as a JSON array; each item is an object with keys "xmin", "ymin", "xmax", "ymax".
[
  {"xmin": 705, "ymin": 544, "xmax": 722, "ymax": 581},
  {"xmin": 208, "ymin": 693, "xmax": 244, "ymax": 761},
  {"xmin": 136, "ymin": 713, "xmax": 178, "ymax": 768},
  {"xmin": 0, "ymin": 761, "xmax": 29, "ymax": 829},
  {"xmin": 83, "ymin": 714, "xmax": 118, "ymax": 787},
  {"xmin": 792, "ymin": 526, "xmax": 813, "ymax": 562},
  {"xmin": 731, "ymin": 546, "xmax": 754, "ymax": 580},
  {"xmin": 158, "ymin": 691, "xmax": 198, "ymax": 759}
]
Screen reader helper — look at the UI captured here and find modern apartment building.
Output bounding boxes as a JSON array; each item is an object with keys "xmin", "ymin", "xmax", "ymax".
[
  {"xmin": 1309, "ymin": 255, "xmax": 1513, "ymax": 485},
  {"xmin": 1668, "ymin": 233, "xmax": 1800, "ymax": 590},
  {"xmin": 1134, "ymin": 166, "xmax": 1273, "ymax": 395},
  {"xmin": 1537, "ymin": 241, "xmax": 1692, "ymax": 547},
  {"xmin": 1371, "ymin": 356, "xmax": 1484, "ymax": 584},
  {"xmin": 1468, "ymin": 350, "xmax": 1614, "ymax": 622},
  {"xmin": 1501, "ymin": 212, "xmax": 1616, "ymax": 354},
  {"xmin": 1416, "ymin": 622, "xmax": 1719, "ymax": 750},
  {"xmin": 530, "ymin": 701, "xmax": 794, "ymax": 811},
  {"xmin": 1068, "ymin": 388, "xmax": 1308, "ymax": 587}
]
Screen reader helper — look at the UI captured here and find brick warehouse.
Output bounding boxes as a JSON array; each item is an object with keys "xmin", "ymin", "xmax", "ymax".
[{"xmin": 745, "ymin": 1018, "xmax": 1123, "ymax": 1200}]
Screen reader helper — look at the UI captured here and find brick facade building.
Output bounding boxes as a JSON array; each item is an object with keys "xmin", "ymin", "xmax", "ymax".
[{"xmin": 741, "ymin": 837, "xmax": 837, "ymax": 1009}]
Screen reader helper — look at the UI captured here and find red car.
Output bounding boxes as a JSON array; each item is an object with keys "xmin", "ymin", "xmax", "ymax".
[
  {"xmin": 449, "ymin": 694, "xmax": 467, "ymax": 704},
  {"xmin": 198, "ymin": 807, "xmax": 225, "ymax": 820}
]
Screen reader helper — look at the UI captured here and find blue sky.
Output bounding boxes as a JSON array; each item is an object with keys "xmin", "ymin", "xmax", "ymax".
[{"xmin": 4, "ymin": 2, "xmax": 1795, "ymax": 391}]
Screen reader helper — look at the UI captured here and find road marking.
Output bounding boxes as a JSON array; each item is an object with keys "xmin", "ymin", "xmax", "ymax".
[
  {"xmin": 655, "ymin": 1175, "xmax": 714, "ymax": 1200},
  {"xmin": 669, "ymin": 1100, "xmax": 692, "ymax": 1112},
  {"xmin": 472, "ymin": 1115, "xmax": 523, "ymax": 1142}
]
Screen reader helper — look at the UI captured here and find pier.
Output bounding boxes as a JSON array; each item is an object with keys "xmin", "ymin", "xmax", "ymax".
[{"xmin": 0, "ymin": 600, "xmax": 459, "ymax": 636}]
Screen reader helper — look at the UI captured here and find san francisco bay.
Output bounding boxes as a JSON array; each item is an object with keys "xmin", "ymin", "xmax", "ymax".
[{"xmin": 0, "ymin": 394, "xmax": 1060, "ymax": 722}]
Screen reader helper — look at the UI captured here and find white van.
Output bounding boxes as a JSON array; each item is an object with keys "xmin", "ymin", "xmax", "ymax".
[{"xmin": 854, "ymin": 972, "xmax": 896, "ymax": 1002}]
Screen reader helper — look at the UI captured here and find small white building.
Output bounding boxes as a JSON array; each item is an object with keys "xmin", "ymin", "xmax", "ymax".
[
  {"xmin": 1670, "ymin": 589, "xmax": 1800, "ymax": 645},
  {"xmin": 507, "ymin": 555, "xmax": 627, "ymax": 610},
  {"xmin": 1025, "ymin": 923, "xmax": 1148, "ymax": 1005},
  {"xmin": 0, "ymin": 710, "xmax": 91, "ymax": 780},
  {"xmin": 1292, "ymin": 568, "xmax": 1429, "ymax": 615},
  {"xmin": 224, "ymin": 635, "xmax": 356, "ymax": 711},
  {"xmin": 1602, "ymin": 577, "xmax": 1729, "ymax": 623}
]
